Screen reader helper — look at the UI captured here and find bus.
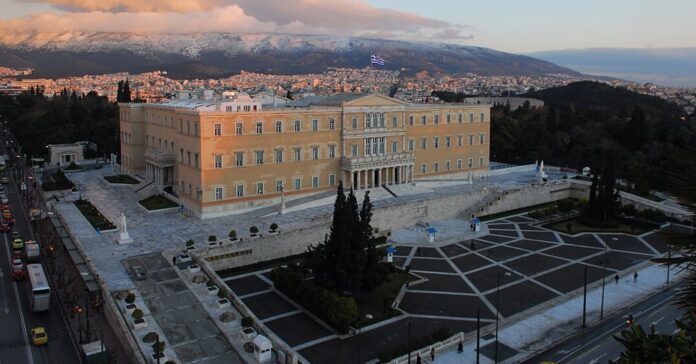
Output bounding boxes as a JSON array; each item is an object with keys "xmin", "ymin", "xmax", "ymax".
[{"xmin": 26, "ymin": 264, "xmax": 50, "ymax": 312}]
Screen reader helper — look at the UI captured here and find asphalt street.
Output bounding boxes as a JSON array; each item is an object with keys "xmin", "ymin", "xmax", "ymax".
[
  {"xmin": 524, "ymin": 283, "xmax": 684, "ymax": 364},
  {"xmin": 0, "ymin": 153, "xmax": 79, "ymax": 363}
]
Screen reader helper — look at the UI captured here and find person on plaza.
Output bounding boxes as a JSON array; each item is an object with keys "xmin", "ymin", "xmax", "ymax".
[
  {"xmin": 470, "ymin": 240, "xmax": 475, "ymax": 251},
  {"xmin": 634, "ymin": 271, "xmax": 638, "ymax": 282},
  {"xmin": 172, "ymin": 256, "xmax": 177, "ymax": 266},
  {"xmin": 430, "ymin": 347, "xmax": 435, "ymax": 361},
  {"xmin": 416, "ymin": 354, "xmax": 421, "ymax": 364},
  {"xmin": 615, "ymin": 274, "xmax": 619, "ymax": 284},
  {"xmin": 457, "ymin": 339, "xmax": 463, "ymax": 353}
]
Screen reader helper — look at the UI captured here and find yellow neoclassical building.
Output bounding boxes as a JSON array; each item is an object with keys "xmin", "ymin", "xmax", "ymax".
[{"xmin": 119, "ymin": 93, "xmax": 490, "ymax": 218}]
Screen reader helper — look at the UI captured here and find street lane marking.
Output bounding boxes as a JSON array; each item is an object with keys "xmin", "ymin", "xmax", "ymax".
[
  {"xmin": 3, "ymin": 233, "xmax": 34, "ymax": 364},
  {"xmin": 588, "ymin": 353, "xmax": 607, "ymax": 364}
]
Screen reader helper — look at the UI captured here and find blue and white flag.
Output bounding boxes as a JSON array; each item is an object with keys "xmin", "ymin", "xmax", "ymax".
[{"xmin": 371, "ymin": 54, "xmax": 385, "ymax": 66}]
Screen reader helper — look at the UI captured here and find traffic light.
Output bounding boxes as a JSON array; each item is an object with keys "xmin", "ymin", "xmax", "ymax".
[{"xmin": 74, "ymin": 305, "xmax": 83, "ymax": 314}]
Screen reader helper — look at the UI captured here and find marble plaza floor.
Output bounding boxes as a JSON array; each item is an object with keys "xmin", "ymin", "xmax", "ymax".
[{"xmin": 218, "ymin": 213, "xmax": 668, "ymax": 363}]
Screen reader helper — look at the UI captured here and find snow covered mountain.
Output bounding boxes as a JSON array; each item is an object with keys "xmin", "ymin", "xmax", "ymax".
[{"xmin": 0, "ymin": 32, "xmax": 581, "ymax": 79}]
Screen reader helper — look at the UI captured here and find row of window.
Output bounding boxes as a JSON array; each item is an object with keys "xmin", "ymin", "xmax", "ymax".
[
  {"xmin": 214, "ymin": 118, "xmax": 336, "ymax": 136},
  {"xmin": 409, "ymin": 133, "xmax": 486, "ymax": 151},
  {"xmin": 419, "ymin": 157, "xmax": 487, "ymax": 174},
  {"xmin": 210, "ymin": 111, "xmax": 487, "ymax": 136},
  {"xmin": 212, "ymin": 174, "xmax": 338, "ymax": 200},
  {"xmin": 209, "ymin": 145, "xmax": 337, "ymax": 168}
]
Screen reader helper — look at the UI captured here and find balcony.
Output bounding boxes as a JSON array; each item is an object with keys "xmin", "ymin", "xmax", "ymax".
[
  {"xmin": 341, "ymin": 152, "xmax": 415, "ymax": 171},
  {"xmin": 144, "ymin": 148, "xmax": 176, "ymax": 167}
]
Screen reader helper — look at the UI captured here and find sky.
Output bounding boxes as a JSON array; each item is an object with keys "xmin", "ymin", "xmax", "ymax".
[{"xmin": 2, "ymin": 0, "xmax": 695, "ymax": 53}]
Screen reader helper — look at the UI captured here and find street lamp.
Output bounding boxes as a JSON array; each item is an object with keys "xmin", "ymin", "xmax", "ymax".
[
  {"xmin": 495, "ymin": 272, "xmax": 511, "ymax": 364},
  {"xmin": 600, "ymin": 244, "xmax": 607, "ymax": 319}
]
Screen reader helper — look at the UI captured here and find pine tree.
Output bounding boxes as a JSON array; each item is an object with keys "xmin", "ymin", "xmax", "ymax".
[{"xmin": 360, "ymin": 191, "xmax": 380, "ymax": 292}]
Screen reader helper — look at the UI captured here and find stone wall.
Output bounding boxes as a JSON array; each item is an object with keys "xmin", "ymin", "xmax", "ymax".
[{"xmin": 195, "ymin": 179, "xmax": 692, "ymax": 270}]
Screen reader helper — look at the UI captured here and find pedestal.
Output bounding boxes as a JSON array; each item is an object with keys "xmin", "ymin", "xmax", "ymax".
[{"xmin": 117, "ymin": 232, "xmax": 133, "ymax": 245}]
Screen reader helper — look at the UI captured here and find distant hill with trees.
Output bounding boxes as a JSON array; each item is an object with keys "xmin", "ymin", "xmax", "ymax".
[{"xmin": 490, "ymin": 81, "xmax": 694, "ymax": 198}]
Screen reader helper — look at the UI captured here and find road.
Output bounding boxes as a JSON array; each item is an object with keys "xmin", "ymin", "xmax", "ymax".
[
  {"xmin": 0, "ymin": 153, "xmax": 79, "ymax": 363},
  {"xmin": 524, "ymin": 284, "xmax": 684, "ymax": 364}
]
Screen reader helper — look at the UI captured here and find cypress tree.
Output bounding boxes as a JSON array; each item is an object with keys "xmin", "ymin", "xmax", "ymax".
[
  {"xmin": 123, "ymin": 80, "xmax": 131, "ymax": 103},
  {"xmin": 117, "ymin": 80, "xmax": 124, "ymax": 102},
  {"xmin": 360, "ymin": 191, "xmax": 380, "ymax": 292}
]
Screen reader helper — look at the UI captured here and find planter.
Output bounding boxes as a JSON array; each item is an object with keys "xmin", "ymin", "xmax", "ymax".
[
  {"xmin": 240, "ymin": 327, "xmax": 257, "ymax": 340},
  {"xmin": 176, "ymin": 254, "xmax": 192, "ymax": 263},
  {"xmin": 207, "ymin": 286, "xmax": 219, "ymax": 296},
  {"xmin": 188, "ymin": 265, "xmax": 200, "ymax": 274},
  {"xmin": 217, "ymin": 298, "xmax": 231, "ymax": 309},
  {"xmin": 125, "ymin": 303, "xmax": 137, "ymax": 315},
  {"xmin": 229, "ymin": 238, "xmax": 238, "ymax": 242},
  {"xmin": 132, "ymin": 318, "xmax": 148, "ymax": 330},
  {"xmin": 150, "ymin": 353, "xmax": 168, "ymax": 364},
  {"xmin": 185, "ymin": 246, "xmax": 195, "ymax": 252}
]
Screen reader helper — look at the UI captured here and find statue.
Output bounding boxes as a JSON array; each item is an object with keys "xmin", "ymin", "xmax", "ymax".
[{"xmin": 117, "ymin": 213, "xmax": 133, "ymax": 244}]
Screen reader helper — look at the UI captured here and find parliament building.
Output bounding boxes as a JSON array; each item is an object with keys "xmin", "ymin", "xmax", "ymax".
[{"xmin": 119, "ymin": 92, "xmax": 490, "ymax": 218}]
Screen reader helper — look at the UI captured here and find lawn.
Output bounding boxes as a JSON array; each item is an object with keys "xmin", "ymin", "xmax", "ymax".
[
  {"xmin": 104, "ymin": 174, "xmax": 139, "ymax": 184},
  {"xmin": 42, "ymin": 170, "xmax": 75, "ymax": 191},
  {"xmin": 545, "ymin": 217, "xmax": 653, "ymax": 235},
  {"xmin": 353, "ymin": 269, "xmax": 416, "ymax": 327},
  {"xmin": 74, "ymin": 199, "xmax": 116, "ymax": 231},
  {"xmin": 139, "ymin": 194, "xmax": 178, "ymax": 210}
]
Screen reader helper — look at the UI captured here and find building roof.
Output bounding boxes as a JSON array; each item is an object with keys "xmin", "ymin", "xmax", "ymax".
[{"xmin": 286, "ymin": 93, "xmax": 367, "ymax": 107}]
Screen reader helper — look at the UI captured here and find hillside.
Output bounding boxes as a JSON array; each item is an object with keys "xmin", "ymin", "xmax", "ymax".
[
  {"xmin": 491, "ymin": 81, "xmax": 693, "ymax": 195},
  {"xmin": 0, "ymin": 32, "xmax": 582, "ymax": 79}
]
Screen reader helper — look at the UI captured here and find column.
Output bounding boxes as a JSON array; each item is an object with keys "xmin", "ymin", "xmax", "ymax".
[
  {"xmin": 391, "ymin": 167, "xmax": 396, "ymax": 185},
  {"xmin": 409, "ymin": 165, "xmax": 414, "ymax": 183},
  {"xmin": 356, "ymin": 171, "xmax": 361, "ymax": 190},
  {"xmin": 377, "ymin": 168, "xmax": 382, "ymax": 187},
  {"xmin": 364, "ymin": 169, "xmax": 369, "ymax": 189}
]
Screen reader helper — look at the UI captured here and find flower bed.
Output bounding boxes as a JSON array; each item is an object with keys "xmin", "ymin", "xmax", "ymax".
[{"xmin": 74, "ymin": 199, "xmax": 116, "ymax": 231}]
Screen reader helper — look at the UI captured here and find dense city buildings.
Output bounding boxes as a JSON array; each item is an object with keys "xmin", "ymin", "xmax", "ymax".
[{"xmin": 119, "ymin": 91, "xmax": 490, "ymax": 218}]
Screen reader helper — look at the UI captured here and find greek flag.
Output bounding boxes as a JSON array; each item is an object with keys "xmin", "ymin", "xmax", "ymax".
[{"xmin": 371, "ymin": 54, "xmax": 385, "ymax": 66}]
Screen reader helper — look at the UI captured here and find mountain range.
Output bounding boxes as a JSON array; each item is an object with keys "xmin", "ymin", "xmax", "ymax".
[
  {"xmin": 0, "ymin": 32, "xmax": 581, "ymax": 79},
  {"xmin": 530, "ymin": 48, "xmax": 696, "ymax": 87}
]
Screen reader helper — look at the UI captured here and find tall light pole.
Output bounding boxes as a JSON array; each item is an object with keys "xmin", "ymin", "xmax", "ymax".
[
  {"xmin": 600, "ymin": 244, "xmax": 607, "ymax": 319},
  {"xmin": 582, "ymin": 265, "xmax": 588, "ymax": 328}
]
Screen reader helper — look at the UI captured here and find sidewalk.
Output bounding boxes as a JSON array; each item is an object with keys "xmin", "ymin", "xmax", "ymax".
[{"xmin": 433, "ymin": 263, "xmax": 684, "ymax": 363}]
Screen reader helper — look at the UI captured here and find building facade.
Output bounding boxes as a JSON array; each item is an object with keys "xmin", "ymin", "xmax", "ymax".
[{"xmin": 119, "ymin": 93, "xmax": 490, "ymax": 218}]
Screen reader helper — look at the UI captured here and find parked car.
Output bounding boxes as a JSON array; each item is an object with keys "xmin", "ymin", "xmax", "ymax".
[{"xmin": 2, "ymin": 209, "xmax": 14, "ymax": 225}]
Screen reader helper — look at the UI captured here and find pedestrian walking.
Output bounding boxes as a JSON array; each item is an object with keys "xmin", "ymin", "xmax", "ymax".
[
  {"xmin": 430, "ymin": 347, "xmax": 435, "ymax": 361},
  {"xmin": 470, "ymin": 240, "xmax": 475, "ymax": 250},
  {"xmin": 457, "ymin": 339, "xmax": 463, "ymax": 353},
  {"xmin": 614, "ymin": 274, "xmax": 619, "ymax": 284},
  {"xmin": 416, "ymin": 354, "xmax": 421, "ymax": 364},
  {"xmin": 172, "ymin": 256, "xmax": 177, "ymax": 266},
  {"xmin": 634, "ymin": 272, "xmax": 638, "ymax": 282}
]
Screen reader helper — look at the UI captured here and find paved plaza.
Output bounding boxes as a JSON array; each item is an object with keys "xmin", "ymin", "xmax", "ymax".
[{"xmin": 219, "ymin": 213, "xmax": 668, "ymax": 363}]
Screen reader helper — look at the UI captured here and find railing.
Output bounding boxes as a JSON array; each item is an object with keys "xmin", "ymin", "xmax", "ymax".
[{"xmin": 341, "ymin": 152, "xmax": 415, "ymax": 169}]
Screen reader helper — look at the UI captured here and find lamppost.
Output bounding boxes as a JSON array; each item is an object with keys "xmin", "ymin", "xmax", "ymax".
[
  {"xmin": 600, "ymin": 243, "xmax": 607, "ymax": 319},
  {"xmin": 495, "ymin": 272, "xmax": 511, "ymax": 364},
  {"xmin": 357, "ymin": 313, "xmax": 373, "ymax": 363},
  {"xmin": 75, "ymin": 304, "xmax": 84, "ymax": 343},
  {"xmin": 476, "ymin": 308, "xmax": 481, "ymax": 364},
  {"xmin": 582, "ymin": 265, "xmax": 588, "ymax": 328},
  {"xmin": 406, "ymin": 318, "xmax": 412, "ymax": 364}
]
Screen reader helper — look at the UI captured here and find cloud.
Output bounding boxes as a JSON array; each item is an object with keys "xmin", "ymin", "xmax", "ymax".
[{"xmin": 9, "ymin": 0, "xmax": 472, "ymax": 42}]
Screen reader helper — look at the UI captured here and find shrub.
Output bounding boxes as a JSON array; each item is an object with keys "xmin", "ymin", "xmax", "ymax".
[
  {"xmin": 557, "ymin": 199, "xmax": 576, "ymax": 213},
  {"xmin": 241, "ymin": 316, "xmax": 254, "ymax": 328},
  {"xmin": 208, "ymin": 235, "xmax": 217, "ymax": 242},
  {"xmin": 270, "ymin": 223, "xmax": 278, "ymax": 232},
  {"xmin": 142, "ymin": 332, "xmax": 158, "ymax": 343},
  {"xmin": 638, "ymin": 209, "xmax": 667, "ymax": 223},
  {"xmin": 125, "ymin": 292, "xmax": 136, "ymax": 304},
  {"xmin": 185, "ymin": 239, "xmax": 194, "ymax": 247},
  {"xmin": 250, "ymin": 226, "xmax": 259, "ymax": 235},
  {"xmin": 621, "ymin": 204, "xmax": 638, "ymax": 217},
  {"xmin": 206, "ymin": 280, "xmax": 215, "ymax": 287},
  {"xmin": 131, "ymin": 308, "xmax": 144, "ymax": 321},
  {"xmin": 152, "ymin": 340, "xmax": 166, "ymax": 354},
  {"xmin": 217, "ymin": 288, "xmax": 228, "ymax": 299},
  {"xmin": 229, "ymin": 230, "xmax": 237, "ymax": 240},
  {"xmin": 271, "ymin": 267, "xmax": 358, "ymax": 332}
]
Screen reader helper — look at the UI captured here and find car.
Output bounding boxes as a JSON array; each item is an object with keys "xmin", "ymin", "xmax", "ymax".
[
  {"xmin": 0, "ymin": 186, "xmax": 6, "ymax": 194},
  {"xmin": 11, "ymin": 257, "xmax": 24, "ymax": 280},
  {"xmin": 30, "ymin": 327, "xmax": 48, "ymax": 346},
  {"xmin": 0, "ymin": 177, "xmax": 8, "ymax": 184},
  {"xmin": 11, "ymin": 231, "xmax": 20, "ymax": 240},
  {"xmin": 12, "ymin": 238, "xmax": 24, "ymax": 250},
  {"xmin": 0, "ymin": 222, "xmax": 10, "ymax": 233},
  {"xmin": 0, "ymin": 194, "xmax": 7, "ymax": 204},
  {"xmin": 132, "ymin": 265, "xmax": 147, "ymax": 280}
]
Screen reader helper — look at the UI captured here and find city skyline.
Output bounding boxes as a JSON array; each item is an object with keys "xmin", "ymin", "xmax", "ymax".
[{"xmin": 0, "ymin": 0, "xmax": 694, "ymax": 53}]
